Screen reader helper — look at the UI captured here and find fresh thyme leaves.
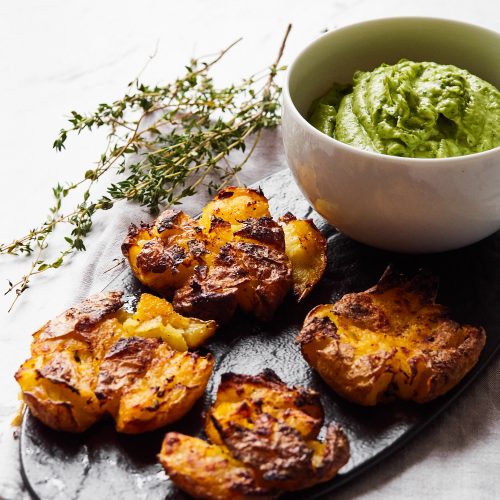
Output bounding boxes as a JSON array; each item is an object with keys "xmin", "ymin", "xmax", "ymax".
[{"xmin": 2, "ymin": 25, "xmax": 292, "ymax": 311}]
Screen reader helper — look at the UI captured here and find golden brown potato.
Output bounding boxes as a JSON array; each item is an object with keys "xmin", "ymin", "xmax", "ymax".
[
  {"xmin": 204, "ymin": 370, "xmax": 323, "ymax": 446},
  {"xmin": 122, "ymin": 187, "xmax": 327, "ymax": 323},
  {"xmin": 198, "ymin": 186, "xmax": 271, "ymax": 233},
  {"xmin": 15, "ymin": 292, "xmax": 214, "ymax": 433},
  {"xmin": 279, "ymin": 212, "xmax": 327, "ymax": 301},
  {"xmin": 159, "ymin": 433, "xmax": 278, "ymax": 500},
  {"xmin": 159, "ymin": 370, "xmax": 349, "ymax": 499},
  {"xmin": 173, "ymin": 241, "xmax": 292, "ymax": 324},
  {"xmin": 297, "ymin": 269, "xmax": 487, "ymax": 405},
  {"xmin": 123, "ymin": 209, "xmax": 208, "ymax": 297},
  {"xmin": 121, "ymin": 292, "xmax": 217, "ymax": 350}
]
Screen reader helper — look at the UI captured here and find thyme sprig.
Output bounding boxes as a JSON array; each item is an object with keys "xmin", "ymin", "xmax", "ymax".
[{"xmin": 2, "ymin": 25, "xmax": 292, "ymax": 310}]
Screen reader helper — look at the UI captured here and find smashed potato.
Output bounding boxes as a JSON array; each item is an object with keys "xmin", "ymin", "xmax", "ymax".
[
  {"xmin": 122, "ymin": 187, "xmax": 326, "ymax": 323},
  {"xmin": 160, "ymin": 433, "xmax": 277, "ymax": 500},
  {"xmin": 204, "ymin": 371, "xmax": 323, "ymax": 447},
  {"xmin": 16, "ymin": 292, "xmax": 214, "ymax": 433},
  {"xmin": 298, "ymin": 269, "xmax": 486, "ymax": 405},
  {"xmin": 159, "ymin": 370, "xmax": 349, "ymax": 499}
]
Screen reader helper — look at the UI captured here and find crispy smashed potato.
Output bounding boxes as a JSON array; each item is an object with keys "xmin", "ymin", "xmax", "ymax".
[
  {"xmin": 16, "ymin": 292, "xmax": 214, "ymax": 433},
  {"xmin": 159, "ymin": 370, "xmax": 349, "ymax": 499},
  {"xmin": 279, "ymin": 212, "xmax": 327, "ymax": 301},
  {"xmin": 160, "ymin": 433, "xmax": 277, "ymax": 500},
  {"xmin": 204, "ymin": 371, "xmax": 323, "ymax": 447},
  {"xmin": 298, "ymin": 269, "xmax": 486, "ymax": 405},
  {"xmin": 122, "ymin": 187, "xmax": 327, "ymax": 323}
]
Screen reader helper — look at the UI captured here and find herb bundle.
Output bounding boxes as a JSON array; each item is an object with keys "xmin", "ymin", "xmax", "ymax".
[{"xmin": 2, "ymin": 26, "xmax": 291, "ymax": 310}]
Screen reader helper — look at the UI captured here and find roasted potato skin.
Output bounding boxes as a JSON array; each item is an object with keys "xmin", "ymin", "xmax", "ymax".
[
  {"xmin": 159, "ymin": 433, "xmax": 279, "ymax": 500},
  {"xmin": 206, "ymin": 370, "xmax": 349, "ymax": 491},
  {"xmin": 173, "ymin": 242, "xmax": 292, "ymax": 323},
  {"xmin": 114, "ymin": 345, "xmax": 213, "ymax": 433},
  {"xmin": 160, "ymin": 370, "xmax": 349, "ymax": 499},
  {"xmin": 205, "ymin": 370, "xmax": 323, "ymax": 446},
  {"xmin": 298, "ymin": 269, "xmax": 487, "ymax": 405},
  {"xmin": 122, "ymin": 209, "xmax": 208, "ymax": 297},
  {"xmin": 16, "ymin": 292, "xmax": 214, "ymax": 433},
  {"xmin": 122, "ymin": 187, "xmax": 327, "ymax": 323},
  {"xmin": 33, "ymin": 291, "xmax": 124, "ymax": 347},
  {"xmin": 16, "ymin": 292, "xmax": 124, "ymax": 432}
]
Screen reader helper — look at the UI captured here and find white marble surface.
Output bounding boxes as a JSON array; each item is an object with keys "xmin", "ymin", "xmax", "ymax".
[{"xmin": 1, "ymin": 1, "xmax": 499, "ymax": 499}]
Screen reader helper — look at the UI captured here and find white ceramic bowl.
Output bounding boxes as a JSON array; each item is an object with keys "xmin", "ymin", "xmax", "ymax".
[{"xmin": 283, "ymin": 17, "xmax": 500, "ymax": 253}]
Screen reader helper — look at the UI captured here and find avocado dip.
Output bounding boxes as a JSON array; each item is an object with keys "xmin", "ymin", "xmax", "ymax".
[{"xmin": 308, "ymin": 60, "xmax": 500, "ymax": 158}]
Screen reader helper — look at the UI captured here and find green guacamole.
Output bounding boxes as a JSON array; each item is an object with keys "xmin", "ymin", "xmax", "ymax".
[{"xmin": 308, "ymin": 60, "xmax": 500, "ymax": 158}]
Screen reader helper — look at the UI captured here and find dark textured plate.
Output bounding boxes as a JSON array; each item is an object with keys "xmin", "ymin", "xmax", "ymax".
[{"xmin": 20, "ymin": 169, "xmax": 500, "ymax": 500}]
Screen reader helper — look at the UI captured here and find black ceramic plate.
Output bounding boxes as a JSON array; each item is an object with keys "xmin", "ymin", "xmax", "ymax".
[{"xmin": 20, "ymin": 169, "xmax": 500, "ymax": 500}]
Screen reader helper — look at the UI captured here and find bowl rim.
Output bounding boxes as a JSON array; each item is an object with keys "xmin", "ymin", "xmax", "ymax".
[{"xmin": 284, "ymin": 15, "xmax": 500, "ymax": 165}]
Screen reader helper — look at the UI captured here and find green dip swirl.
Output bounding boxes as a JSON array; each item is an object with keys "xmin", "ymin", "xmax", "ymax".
[{"xmin": 308, "ymin": 60, "xmax": 500, "ymax": 158}]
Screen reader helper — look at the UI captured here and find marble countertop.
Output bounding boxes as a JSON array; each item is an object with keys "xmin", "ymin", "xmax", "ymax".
[{"xmin": 1, "ymin": 1, "xmax": 499, "ymax": 499}]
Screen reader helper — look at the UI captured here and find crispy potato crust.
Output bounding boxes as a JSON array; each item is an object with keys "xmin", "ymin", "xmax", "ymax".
[
  {"xmin": 35, "ymin": 291, "xmax": 124, "ymax": 344},
  {"xmin": 159, "ymin": 433, "xmax": 279, "ymax": 500},
  {"xmin": 205, "ymin": 370, "xmax": 323, "ymax": 445},
  {"xmin": 122, "ymin": 187, "xmax": 327, "ymax": 323},
  {"xmin": 297, "ymin": 268, "xmax": 487, "ymax": 405},
  {"xmin": 15, "ymin": 292, "xmax": 214, "ymax": 433},
  {"xmin": 159, "ymin": 370, "xmax": 349, "ymax": 499},
  {"xmin": 174, "ymin": 243, "xmax": 292, "ymax": 322}
]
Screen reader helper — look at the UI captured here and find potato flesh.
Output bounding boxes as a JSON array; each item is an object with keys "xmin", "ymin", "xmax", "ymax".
[
  {"xmin": 299, "ymin": 271, "xmax": 487, "ymax": 405},
  {"xmin": 16, "ymin": 292, "xmax": 214, "ymax": 433},
  {"xmin": 280, "ymin": 216, "xmax": 327, "ymax": 301},
  {"xmin": 123, "ymin": 293, "xmax": 216, "ymax": 350}
]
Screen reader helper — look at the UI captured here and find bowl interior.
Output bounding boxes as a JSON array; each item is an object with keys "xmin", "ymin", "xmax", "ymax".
[{"xmin": 288, "ymin": 17, "xmax": 500, "ymax": 117}]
